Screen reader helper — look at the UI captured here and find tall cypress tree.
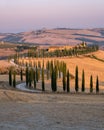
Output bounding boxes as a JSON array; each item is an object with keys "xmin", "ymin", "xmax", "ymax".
[
  {"xmin": 63, "ymin": 63, "xmax": 66, "ymax": 91},
  {"xmin": 90, "ymin": 75, "xmax": 93, "ymax": 93},
  {"xmin": 33, "ymin": 70, "xmax": 36, "ymax": 89},
  {"xmin": 75, "ymin": 66, "xmax": 79, "ymax": 92},
  {"xmin": 82, "ymin": 69, "xmax": 85, "ymax": 92},
  {"xmin": 46, "ymin": 69, "xmax": 49, "ymax": 80},
  {"xmin": 96, "ymin": 76, "xmax": 99, "ymax": 93},
  {"xmin": 51, "ymin": 67, "xmax": 54, "ymax": 91},
  {"xmin": 38, "ymin": 69, "xmax": 40, "ymax": 81},
  {"xmin": 13, "ymin": 71, "xmax": 16, "ymax": 88},
  {"xmin": 50, "ymin": 60, "xmax": 53, "ymax": 76},
  {"xmin": 29, "ymin": 68, "xmax": 33, "ymax": 88},
  {"xmin": 36, "ymin": 66, "xmax": 38, "ymax": 82},
  {"xmin": 9, "ymin": 68, "xmax": 12, "ymax": 86},
  {"xmin": 20, "ymin": 68, "xmax": 23, "ymax": 81},
  {"xmin": 38, "ymin": 61, "xmax": 41, "ymax": 69},
  {"xmin": 26, "ymin": 67, "xmax": 29, "ymax": 87},
  {"xmin": 67, "ymin": 70, "xmax": 70, "ymax": 92},
  {"xmin": 42, "ymin": 67, "xmax": 45, "ymax": 91},
  {"xmin": 54, "ymin": 66, "xmax": 57, "ymax": 92},
  {"xmin": 29, "ymin": 69, "xmax": 32, "ymax": 88},
  {"xmin": 51, "ymin": 66, "xmax": 57, "ymax": 92},
  {"xmin": 59, "ymin": 66, "xmax": 61, "ymax": 79}
]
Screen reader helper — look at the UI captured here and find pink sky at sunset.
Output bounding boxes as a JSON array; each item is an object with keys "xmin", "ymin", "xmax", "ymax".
[{"xmin": 0, "ymin": 0, "xmax": 104, "ymax": 32}]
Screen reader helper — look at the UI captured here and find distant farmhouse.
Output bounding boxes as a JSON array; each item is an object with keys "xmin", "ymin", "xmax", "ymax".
[
  {"xmin": 48, "ymin": 45, "xmax": 73, "ymax": 52},
  {"xmin": 47, "ymin": 42, "xmax": 87, "ymax": 52}
]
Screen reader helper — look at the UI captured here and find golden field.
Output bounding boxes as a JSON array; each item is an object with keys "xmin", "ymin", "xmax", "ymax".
[
  {"xmin": 18, "ymin": 50, "xmax": 104, "ymax": 92},
  {"xmin": 0, "ymin": 50, "xmax": 104, "ymax": 130}
]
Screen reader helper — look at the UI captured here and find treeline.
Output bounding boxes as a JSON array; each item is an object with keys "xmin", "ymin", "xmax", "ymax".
[
  {"xmin": 9, "ymin": 60, "xmax": 100, "ymax": 93},
  {"xmin": 27, "ymin": 44, "xmax": 99, "ymax": 58}
]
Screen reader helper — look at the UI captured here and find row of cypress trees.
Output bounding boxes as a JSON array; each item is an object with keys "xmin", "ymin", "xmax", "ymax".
[
  {"xmin": 75, "ymin": 66, "xmax": 99, "ymax": 93},
  {"xmin": 26, "ymin": 44, "xmax": 99, "ymax": 58},
  {"xmin": 9, "ymin": 60, "xmax": 100, "ymax": 93}
]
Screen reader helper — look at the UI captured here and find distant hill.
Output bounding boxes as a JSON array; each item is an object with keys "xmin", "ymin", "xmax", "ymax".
[{"xmin": 0, "ymin": 28, "xmax": 104, "ymax": 46}]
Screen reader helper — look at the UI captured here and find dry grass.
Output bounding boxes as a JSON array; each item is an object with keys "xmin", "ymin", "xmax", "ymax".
[
  {"xmin": 0, "ymin": 48, "xmax": 15, "ymax": 57},
  {"xmin": 92, "ymin": 50, "xmax": 104, "ymax": 59},
  {"xmin": 0, "ymin": 60, "xmax": 12, "ymax": 74},
  {"xmin": 18, "ymin": 50, "xmax": 104, "ymax": 92},
  {"xmin": 0, "ymin": 52, "xmax": 104, "ymax": 129},
  {"xmin": 0, "ymin": 50, "xmax": 104, "ymax": 92}
]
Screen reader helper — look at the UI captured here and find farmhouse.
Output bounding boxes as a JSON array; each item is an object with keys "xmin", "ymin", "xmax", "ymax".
[{"xmin": 48, "ymin": 45, "xmax": 73, "ymax": 52}]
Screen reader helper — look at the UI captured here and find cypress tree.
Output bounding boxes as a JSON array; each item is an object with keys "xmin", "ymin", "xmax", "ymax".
[
  {"xmin": 96, "ymin": 76, "xmax": 99, "ymax": 93},
  {"xmin": 42, "ymin": 60, "xmax": 44, "ymax": 68},
  {"xmin": 75, "ymin": 66, "xmax": 79, "ymax": 92},
  {"xmin": 59, "ymin": 66, "xmax": 61, "ymax": 79},
  {"xmin": 51, "ymin": 66, "xmax": 57, "ymax": 92},
  {"xmin": 38, "ymin": 61, "xmax": 41, "ymax": 69},
  {"xmin": 63, "ymin": 75, "xmax": 66, "ymax": 91},
  {"xmin": 82, "ymin": 69, "xmax": 85, "ymax": 92},
  {"xmin": 29, "ymin": 69, "xmax": 33, "ymax": 88},
  {"xmin": 26, "ymin": 67, "xmax": 29, "ymax": 87},
  {"xmin": 33, "ymin": 70, "xmax": 36, "ymax": 89},
  {"xmin": 47, "ymin": 61, "xmax": 50, "ymax": 71},
  {"xmin": 51, "ymin": 67, "xmax": 54, "ymax": 91},
  {"xmin": 20, "ymin": 68, "xmax": 23, "ymax": 81},
  {"xmin": 54, "ymin": 66, "xmax": 57, "ymax": 92},
  {"xmin": 9, "ymin": 68, "xmax": 12, "ymax": 86},
  {"xmin": 63, "ymin": 63, "xmax": 66, "ymax": 91},
  {"xmin": 13, "ymin": 71, "xmax": 16, "ymax": 88},
  {"xmin": 46, "ymin": 70, "xmax": 49, "ymax": 80},
  {"xmin": 36, "ymin": 66, "xmax": 38, "ymax": 82},
  {"xmin": 29, "ymin": 70, "xmax": 31, "ymax": 88},
  {"xmin": 90, "ymin": 75, "xmax": 93, "ymax": 93},
  {"xmin": 38, "ymin": 69, "xmax": 40, "ymax": 81},
  {"xmin": 67, "ymin": 70, "xmax": 70, "ymax": 92},
  {"xmin": 42, "ymin": 67, "xmax": 45, "ymax": 91}
]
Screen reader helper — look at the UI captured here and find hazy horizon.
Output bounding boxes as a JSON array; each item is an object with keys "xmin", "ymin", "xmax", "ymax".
[{"xmin": 0, "ymin": 0, "xmax": 104, "ymax": 33}]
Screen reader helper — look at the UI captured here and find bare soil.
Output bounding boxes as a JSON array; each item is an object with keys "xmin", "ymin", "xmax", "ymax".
[
  {"xmin": 0, "ymin": 75, "xmax": 104, "ymax": 130},
  {"xmin": 0, "ymin": 90, "xmax": 104, "ymax": 130}
]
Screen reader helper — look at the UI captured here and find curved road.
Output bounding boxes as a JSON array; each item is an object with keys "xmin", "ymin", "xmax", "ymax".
[{"xmin": 16, "ymin": 83, "xmax": 41, "ymax": 93}]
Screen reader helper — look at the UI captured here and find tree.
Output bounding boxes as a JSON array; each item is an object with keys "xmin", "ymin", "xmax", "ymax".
[
  {"xmin": 96, "ymin": 76, "xmax": 99, "ymax": 93},
  {"xmin": 28, "ymin": 68, "xmax": 33, "ymax": 88},
  {"xmin": 38, "ymin": 69, "xmax": 40, "ymax": 81},
  {"xmin": 20, "ymin": 68, "xmax": 23, "ymax": 81},
  {"xmin": 36, "ymin": 66, "xmax": 38, "ymax": 82},
  {"xmin": 67, "ymin": 70, "xmax": 70, "ymax": 92},
  {"xmin": 63, "ymin": 63, "xmax": 66, "ymax": 91},
  {"xmin": 33, "ymin": 70, "xmax": 36, "ymax": 89},
  {"xmin": 51, "ymin": 66, "xmax": 54, "ymax": 91},
  {"xmin": 51, "ymin": 66, "xmax": 57, "ymax": 92},
  {"xmin": 26, "ymin": 67, "xmax": 29, "ymax": 87},
  {"xmin": 75, "ymin": 66, "xmax": 79, "ymax": 92},
  {"xmin": 13, "ymin": 71, "xmax": 16, "ymax": 88},
  {"xmin": 46, "ymin": 69, "xmax": 50, "ymax": 80},
  {"xmin": 9, "ymin": 68, "xmax": 12, "ymax": 86},
  {"xmin": 90, "ymin": 75, "xmax": 93, "ymax": 93},
  {"xmin": 82, "ymin": 69, "xmax": 85, "ymax": 92},
  {"xmin": 54, "ymin": 66, "xmax": 57, "ymax": 92},
  {"xmin": 42, "ymin": 67, "xmax": 45, "ymax": 91}
]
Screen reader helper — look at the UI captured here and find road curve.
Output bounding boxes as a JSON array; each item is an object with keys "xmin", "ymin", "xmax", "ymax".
[{"xmin": 16, "ymin": 83, "xmax": 41, "ymax": 93}]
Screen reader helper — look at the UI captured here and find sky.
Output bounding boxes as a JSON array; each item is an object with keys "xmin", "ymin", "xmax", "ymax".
[{"xmin": 0, "ymin": 0, "xmax": 104, "ymax": 33}]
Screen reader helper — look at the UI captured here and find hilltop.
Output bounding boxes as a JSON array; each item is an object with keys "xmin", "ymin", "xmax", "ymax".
[{"xmin": 0, "ymin": 28, "xmax": 104, "ymax": 47}]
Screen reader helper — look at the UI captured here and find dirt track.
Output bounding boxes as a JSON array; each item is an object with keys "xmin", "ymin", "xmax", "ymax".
[{"xmin": 0, "ymin": 88, "xmax": 104, "ymax": 130}]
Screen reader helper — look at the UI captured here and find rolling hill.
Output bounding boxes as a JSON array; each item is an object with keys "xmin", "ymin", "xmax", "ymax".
[{"xmin": 0, "ymin": 28, "xmax": 104, "ymax": 46}]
